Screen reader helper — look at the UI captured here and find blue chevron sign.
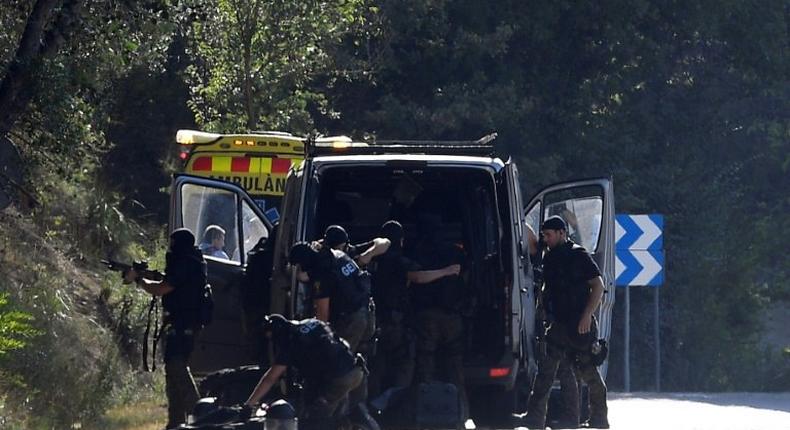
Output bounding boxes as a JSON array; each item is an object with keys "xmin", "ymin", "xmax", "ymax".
[{"xmin": 616, "ymin": 214, "xmax": 664, "ymax": 287}]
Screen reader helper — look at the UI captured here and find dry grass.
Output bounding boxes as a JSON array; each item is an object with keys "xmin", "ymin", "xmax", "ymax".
[{"xmin": 84, "ymin": 399, "xmax": 167, "ymax": 430}]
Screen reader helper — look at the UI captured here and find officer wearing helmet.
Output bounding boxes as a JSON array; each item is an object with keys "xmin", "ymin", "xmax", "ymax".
[
  {"xmin": 514, "ymin": 216, "xmax": 609, "ymax": 429},
  {"xmin": 125, "ymin": 228, "xmax": 206, "ymax": 429},
  {"xmin": 244, "ymin": 314, "xmax": 365, "ymax": 427},
  {"xmin": 290, "ymin": 225, "xmax": 374, "ymax": 353},
  {"xmin": 291, "ymin": 226, "xmax": 386, "ymax": 427},
  {"xmin": 410, "ymin": 213, "xmax": 468, "ymax": 419},
  {"xmin": 354, "ymin": 220, "xmax": 461, "ymax": 397}
]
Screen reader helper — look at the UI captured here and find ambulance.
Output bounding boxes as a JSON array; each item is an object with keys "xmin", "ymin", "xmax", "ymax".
[{"xmin": 175, "ymin": 129, "xmax": 308, "ymax": 223}]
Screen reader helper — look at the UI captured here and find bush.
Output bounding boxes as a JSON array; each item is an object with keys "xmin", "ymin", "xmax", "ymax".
[{"xmin": 0, "ymin": 203, "xmax": 165, "ymax": 428}]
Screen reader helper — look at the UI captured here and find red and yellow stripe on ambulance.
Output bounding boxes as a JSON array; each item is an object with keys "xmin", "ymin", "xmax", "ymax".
[
  {"xmin": 188, "ymin": 155, "xmax": 296, "ymax": 195},
  {"xmin": 176, "ymin": 129, "xmax": 305, "ymax": 199}
]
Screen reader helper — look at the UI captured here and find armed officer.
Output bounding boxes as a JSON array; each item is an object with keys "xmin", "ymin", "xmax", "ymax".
[
  {"xmin": 515, "ymin": 216, "xmax": 609, "ymax": 429},
  {"xmin": 355, "ymin": 220, "xmax": 461, "ymax": 397},
  {"xmin": 411, "ymin": 213, "xmax": 469, "ymax": 419},
  {"xmin": 126, "ymin": 228, "xmax": 207, "ymax": 429},
  {"xmin": 244, "ymin": 314, "xmax": 366, "ymax": 428}
]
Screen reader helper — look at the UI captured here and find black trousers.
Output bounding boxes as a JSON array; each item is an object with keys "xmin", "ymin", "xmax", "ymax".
[{"xmin": 163, "ymin": 327, "xmax": 200, "ymax": 428}]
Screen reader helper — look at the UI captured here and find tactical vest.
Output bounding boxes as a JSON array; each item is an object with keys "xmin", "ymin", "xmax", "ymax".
[
  {"xmin": 328, "ymin": 249, "xmax": 371, "ymax": 319},
  {"xmin": 371, "ymin": 247, "xmax": 409, "ymax": 313},
  {"xmin": 287, "ymin": 319, "xmax": 356, "ymax": 381},
  {"xmin": 162, "ymin": 251, "xmax": 208, "ymax": 330},
  {"xmin": 542, "ymin": 241, "xmax": 596, "ymax": 323}
]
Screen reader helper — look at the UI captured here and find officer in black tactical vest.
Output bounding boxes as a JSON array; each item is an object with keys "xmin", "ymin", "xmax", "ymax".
[
  {"xmin": 289, "ymin": 232, "xmax": 380, "ymax": 429},
  {"xmin": 514, "ymin": 216, "xmax": 609, "ymax": 429},
  {"xmin": 127, "ymin": 228, "xmax": 206, "ymax": 429},
  {"xmin": 411, "ymin": 214, "xmax": 469, "ymax": 419},
  {"xmin": 244, "ymin": 314, "xmax": 366, "ymax": 427},
  {"xmin": 290, "ymin": 226, "xmax": 374, "ymax": 352},
  {"xmin": 528, "ymin": 223, "xmax": 584, "ymax": 428},
  {"xmin": 355, "ymin": 220, "xmax": 461, "ymax": 398}
]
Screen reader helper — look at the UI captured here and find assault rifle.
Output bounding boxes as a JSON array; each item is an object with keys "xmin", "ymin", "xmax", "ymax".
[
  {"xmin": 101, "ymin": 259, "xmax": 164, "ymax": 283},
  {"xmin": 102, "ymin": 259, "xmax": 167, "ymax": 371}
]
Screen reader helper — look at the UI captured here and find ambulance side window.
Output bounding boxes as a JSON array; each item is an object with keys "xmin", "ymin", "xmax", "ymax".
[
  {"xmin": 181, "ymin": 184, "xmax": 240, "ymax": 263},
  {"xmin": 240, "ymin": 200, "xmax": 268, "ymax": 258}
]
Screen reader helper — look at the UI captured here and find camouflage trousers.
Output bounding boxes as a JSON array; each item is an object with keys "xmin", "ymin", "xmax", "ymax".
[
  {"xmin": 333, "ymin": 300, "xmax": 376, "ymax": 353},
  {"xmin": 368, "ymin": 311, "xmax": 415, "ymax": 398},
  {"xmin": 304, "ymin": 366, "xmax": 365, "ymax": 419},
  {"xmin": 333, "ymin": 301, "xmax": 376, "ymax": 408},
  {"xmin": 525, "ymin": 319, "xmax": 608, "ymax": 428},
  {"xmin": 415, "ymin": 309, "xmax": 468, "ymax": 419}
]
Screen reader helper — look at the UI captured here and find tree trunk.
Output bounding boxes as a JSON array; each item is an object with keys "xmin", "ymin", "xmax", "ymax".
[{"xmin": 0, "ymin": 0, "xmax": 83, "ymax": 136}]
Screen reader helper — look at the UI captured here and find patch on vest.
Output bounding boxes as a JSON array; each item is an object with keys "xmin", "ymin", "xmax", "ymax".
[{"xmin": 341, "ymin": 262, "xmax": 357, "ymax": 277}]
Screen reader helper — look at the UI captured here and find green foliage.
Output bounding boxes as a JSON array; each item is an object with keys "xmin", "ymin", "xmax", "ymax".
[
  {"xmin": 0, "ymin": 293, "xmax": 40, "ymax": 356},
  {"xmin": 0, "ymin": 207, "xmax": 162, "ymax": 428},
  {"xmin": 183, "ymin": 0, "xmax": 369, "ymax": 133},
  {"xmin": 0, "ymin": 4, "xmax": 785, "ymax": 423},
  {"xmin": 326, "ymin": 0, "xmax": 789, "ymax": 391}
]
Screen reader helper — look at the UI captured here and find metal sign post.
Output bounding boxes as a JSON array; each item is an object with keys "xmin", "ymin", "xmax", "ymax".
[{"xmin": 615, "ymin": 214, "xmax": 664, "ymax": 392}]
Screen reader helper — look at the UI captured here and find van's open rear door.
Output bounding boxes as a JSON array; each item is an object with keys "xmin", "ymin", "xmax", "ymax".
[
  {"xmin": 504, "ymin": 162, "xmax": 536, "ymax": 379},
  {"xmin": 170, "ymin": 174, "xmax": 273, "ymax": 374},
  {"xmin": 524, "ymin": 178, "xmax": 615, "ymax": 375}
]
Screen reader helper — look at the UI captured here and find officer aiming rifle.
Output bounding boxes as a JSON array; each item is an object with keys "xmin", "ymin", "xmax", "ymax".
[
  {"xmin": 103, "ymin": 229, "xmax": 210, "ymax": 429},
  {"xmin": 101, "ymin": 259, "xmax": 164, "ymax": 283}
]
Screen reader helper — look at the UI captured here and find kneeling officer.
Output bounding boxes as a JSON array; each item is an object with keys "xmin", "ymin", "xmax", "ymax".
[{"xmin": 245, "ymin": 314, "xmax": 366, "ymax": 426}]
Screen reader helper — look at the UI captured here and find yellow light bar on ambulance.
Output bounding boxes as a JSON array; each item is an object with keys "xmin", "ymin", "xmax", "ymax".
[{"xmin": 176, "ymin": 129, "xmax": 223, "ymax": 145}]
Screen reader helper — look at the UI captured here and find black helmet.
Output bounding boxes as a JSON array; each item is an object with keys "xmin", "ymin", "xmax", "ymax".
[
  {"xmin": 324, "ymin": 225, "xmax": 349, "ymax": 248},
  {"xmin": 170, "ymin": 228, "xmax": 196, "ymax": 253},
  {"xmin": 381, "ymin": 220, "xmax": 403, "ymax": 243},
  {"xmin": 289, "ymin": 242, "xmax": 318, "ymax": 268}
]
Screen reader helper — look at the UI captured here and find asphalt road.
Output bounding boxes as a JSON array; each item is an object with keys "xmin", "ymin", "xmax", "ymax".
[{"xmin": 499, "ymin": 392, "xmax": 790, "ymax": 430}]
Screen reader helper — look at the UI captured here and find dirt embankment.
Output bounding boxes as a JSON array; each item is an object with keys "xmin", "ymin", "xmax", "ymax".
[{"xmin": 0, "ymin": 206, "xmax": 158, "ymax": 428}]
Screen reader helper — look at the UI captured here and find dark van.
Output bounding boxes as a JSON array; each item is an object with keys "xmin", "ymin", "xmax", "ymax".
[{"xmin": 169, "ymin": 133, "xmax": 615, "ymax": 425}]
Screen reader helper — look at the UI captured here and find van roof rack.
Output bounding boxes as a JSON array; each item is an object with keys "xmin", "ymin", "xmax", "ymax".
[{"xmin": 306, "ymin": 133, "xmax": 498, "ymax": 157}]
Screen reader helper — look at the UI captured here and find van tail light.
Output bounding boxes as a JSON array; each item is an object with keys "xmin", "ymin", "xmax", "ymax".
[{"xmin": 489, "ymin": 367, "xmax": 510, "ymax": 378}]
